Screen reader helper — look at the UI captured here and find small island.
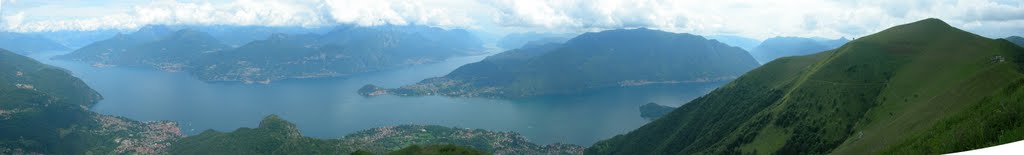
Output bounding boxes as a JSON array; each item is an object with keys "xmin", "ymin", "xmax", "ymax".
[{"xmin": 639, "ymin": 102, "xmax": 675, "ymax": 120}]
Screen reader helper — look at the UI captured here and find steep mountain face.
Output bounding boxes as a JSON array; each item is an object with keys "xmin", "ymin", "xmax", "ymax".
[
  {"xmin": 170, "ymin": 115, "xmax": 584, "ymax": 155},
  {"xmin": 0, "ymin": 49, "xmax": 101, "ymax": 106},
  {"xmin": 750, "ymin": 36, "xmax": 849, "ymax": 64},
  {"xmin": 0, "ymin": 32, "xmax": 70, "ymax": 54},
  {"xmin": 707, "ymin": 35, "xmax": 762, "ymax": 51},
  {"xmin": 585, "ymin": 18, "xmax": 1024, "ymax": 155},
  {"xmin": 1008, "ymin": 36, "xmax": 1024, "ymax": 47},
  {"xmin": 363, "ymin": 28, "xmax": 759, "ymax": 98},
  {"xmin": 0, "ymin": 49, "xmax": 182, "ymax": 154},
  {"xmin": 191, "ymin": 25, "xmax": 485, "ymax": 83}
]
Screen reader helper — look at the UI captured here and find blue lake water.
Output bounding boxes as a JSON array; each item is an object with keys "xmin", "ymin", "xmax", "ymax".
[{"xmin": 26, "ymin": 50, "xmax": 724, "ymax": 146}]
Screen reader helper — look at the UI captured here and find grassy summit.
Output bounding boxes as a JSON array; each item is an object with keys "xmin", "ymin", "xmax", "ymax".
[{"xmin": 585, "ymin": 18, "xmax": 1024, "ymax": 154}]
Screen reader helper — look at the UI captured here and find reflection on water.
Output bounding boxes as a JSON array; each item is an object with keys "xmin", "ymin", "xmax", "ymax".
[{"xmin": 26, "ymin": 50, "xmax": 723, "ymax": 146}]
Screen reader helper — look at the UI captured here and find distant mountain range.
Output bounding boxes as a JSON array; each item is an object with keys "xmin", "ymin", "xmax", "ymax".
[
  {"xmin": 55, "ymin": 26, "xmax": 227, "ymax": 71},
  {"xmin": 28, "ymin": 29, "xmax": 125, "ymax": 49},
  {"xmin": 191, "ymin": 25, "xmax": 486, "ymax": 83},
  {"xmin": 585, "ymin": 18, "xmax": 1024, "ymax": 155},
  {"xmin": 56, "ymin": 25, "xmax": 486, "ymax": 83},
  {"xmin": 361, "ymin": 28, "xmax": 759, "ymax": 98},
  {"xmin": 0, "ymin": 32, "xmax": 70, "ymax": 54},
  {"xmin": 707, "ymin": 35, "xmax": 762, "ymax": 51},
  {"xmin": 497, "ymin": 32, "xmax": 577, "ymax": 49},
  {"xmin": 188, "ymin": 25, "xmax": 332, "ymax": 47},
  {"xmin": 749, "ymin": 36, "xmax": 849, "ymax": 64},
  {"xmin": 55, "ymin": 25, "xmax": 175, "ymax": 63}
]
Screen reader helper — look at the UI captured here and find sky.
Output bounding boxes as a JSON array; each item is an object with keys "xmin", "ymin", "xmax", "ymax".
[{"xmin": 0, "ymin": 0, "xmax": 1021, "ymax": 40}]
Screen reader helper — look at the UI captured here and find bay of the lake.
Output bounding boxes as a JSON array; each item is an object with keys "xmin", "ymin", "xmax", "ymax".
[{"xmin": 27, "ymin": 50, "xmax": 722, "ymax": 146}]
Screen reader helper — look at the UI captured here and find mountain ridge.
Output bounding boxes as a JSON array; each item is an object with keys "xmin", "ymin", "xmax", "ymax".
[
  {"xmin": 58, "ymin": 25, "xmax": 486, "ymax": 83},
  {"xmin": 585, "ymin": 18, "xmax": 1024, "ymax": 155}
]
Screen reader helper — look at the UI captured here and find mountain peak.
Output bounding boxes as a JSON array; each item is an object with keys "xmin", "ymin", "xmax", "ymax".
[
  {"xmin": 162, "ymin": 29, "xmax": 218, "ymax": 41},
  {"xmin": 138, "ymin": 25, "xmax": 172, "ymax": 33},
  {"xmin": 568, "ymin": 28, "xmax": 686, "ymax": 45},
  {"xmin": 915, "ymin": 18, "xmax": 950, "ymax": 26},
  {"xmin": 269, "ymin": 33, "xmax": 289, "ymax": 40},
  {"xmin": 859, "ymin": 18, "xmax": 973, "ymax": 44},
  {"xmin": 171, "ymin": 28, "xmax": 202, "ymax": 35},
  {"xmin": 126, "ymin": 25, "xmax": 175, "ymax": 41},
  {"xmin": 891, "ymin": 18, "xmax": 956, "ymax": 32}
]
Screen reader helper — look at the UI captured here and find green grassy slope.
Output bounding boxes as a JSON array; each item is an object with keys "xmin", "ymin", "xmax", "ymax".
[{"xmin": 585, "ymin": 18, "xmax": 1024, "ymax": 155}]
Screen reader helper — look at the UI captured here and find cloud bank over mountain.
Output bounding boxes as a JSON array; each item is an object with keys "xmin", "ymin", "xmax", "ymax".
[{"xmin": 0, "ymin": 0, "xmax": 1021, "ymax": 39}]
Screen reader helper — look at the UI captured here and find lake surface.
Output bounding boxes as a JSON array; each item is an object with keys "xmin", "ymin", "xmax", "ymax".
[{"xmin": 26, "ymin": 50, "xmax": 725, "ymax": 146}]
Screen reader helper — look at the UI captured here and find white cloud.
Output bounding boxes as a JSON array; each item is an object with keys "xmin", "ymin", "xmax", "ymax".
[
  {"xmin": 321, "ymin": 0, "xmax": 477, "ymax": 28},
  {"xmin": 0, "ymin": 0, "xmax": 1021, "ymax": 39},
  {"xmin": 481, "ymin": 0, "xmax": 1024, "ymax": 39},
  {"xmin": 2, "ymin": 0, "xmax": 330, "ymax": 32}
]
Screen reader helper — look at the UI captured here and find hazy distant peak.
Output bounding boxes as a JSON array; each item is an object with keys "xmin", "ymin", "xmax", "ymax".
[
  {"xmin": 268, "ymin": 33, "xmax": 290, "ymax": 40},
  {"xmin": 568, "ymin": 28, "xmax": 700, "ymax": 45},
  {"xmin": 138, "ymin": 25, "xmax": 173, "ymax": 32},
  {"xmin": 1006, "ymin": 36, "xmax": 1024, "ymax": 47},
  {"xmin": 168, "ymin": 28, "xmax": 202, "ymax": 36}
]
